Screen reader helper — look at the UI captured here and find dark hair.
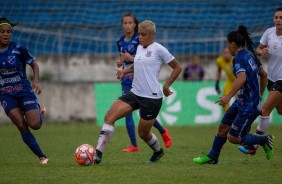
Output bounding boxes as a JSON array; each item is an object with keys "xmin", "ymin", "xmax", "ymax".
[
  {"xmin": 227, "ymin": 25, "xmax": 256, "ymax": 58},
  {"xmin": 0, "ymin": 17, "xmax": 17, "ymax": 27},
  {"xmin": 121, "ymin": 12, "xmax": 139, "ymax": 32},
  {"xmin": 275, "ymin": 7, "xmax": 282, "ymax": 12}
]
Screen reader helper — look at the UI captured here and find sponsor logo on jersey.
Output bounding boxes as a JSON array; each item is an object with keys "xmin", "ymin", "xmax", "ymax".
[
  {"xmin": 23, "ymin": 100, "xmax": 36, "ymax": 105},
  {"xmin": 0, "ymin": 68, "xmax": 17, "ymax": 75},
  {"xmin": 1, "ymin": 85, "xmax": 23, "ymax": 93},
  {"xmin": 0, "ymin": 76, "xmax": 21, "ymax": 85},
  {"xmin": 12, "ymin": 49, "xmax": 20, "ymax": 54}
]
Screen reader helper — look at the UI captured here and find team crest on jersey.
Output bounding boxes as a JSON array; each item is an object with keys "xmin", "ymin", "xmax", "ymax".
[
  {"xmin": 145, "ymin": 51, "xmax": 152, "ymax": 57},
  {"xmin": 128, "ymin": 44, "xmax": 135, "ymax": 52},
  {"xmin": 7, "ymin": 56, "xmax": 16, "ymax": 65}
]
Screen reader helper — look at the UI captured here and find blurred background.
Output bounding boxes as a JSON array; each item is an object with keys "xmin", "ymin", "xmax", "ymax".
[{"xmin": 0, "ymin": 1, "xmax": 281, "ymax": 124}]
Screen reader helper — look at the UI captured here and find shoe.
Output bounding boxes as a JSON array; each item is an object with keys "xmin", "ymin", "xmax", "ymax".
[
  {"xmin": 192, "ymin": 153, "xmax": 218, "ymax": 165},
  {"xmin": 161, "ymin": 128, "xmax": 172, "ymax": 148},
  {"xmin": 39, "ymin": 104, "xmax": 47, "ymax": 118},
  {"xmin": 262, "ymin": 135, "xmax": 274, "ymax": 160},
  {"xmin": 39, "ymin": 157, "xmax": 48, "ymax": 164},
  {"xmin": 94, "ymin": 149, "xmax": 102, "ymax": 164},
  {"xmin": 122, "ymin": 145, "xmax": 139, "ymax": 152},
  {"xmin": 147, "ymin": 148, "xmax": 164, "ymax": 163},
  {"xmin": 238, "ymin": 145, "xmax": 257, "ymax": 155}
]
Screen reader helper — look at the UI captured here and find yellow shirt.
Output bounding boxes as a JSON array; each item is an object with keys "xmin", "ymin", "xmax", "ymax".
[{"xmin": 216, "ymin": 56, "xmax": 236, "ymax": 84}]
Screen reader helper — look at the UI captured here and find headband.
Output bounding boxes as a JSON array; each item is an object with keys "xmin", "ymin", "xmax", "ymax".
[{"xmin": 0, "ymin": 23, "xmax": 12, "ymax": 27}]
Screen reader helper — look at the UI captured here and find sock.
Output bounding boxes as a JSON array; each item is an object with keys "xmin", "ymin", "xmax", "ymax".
[
  {"xmin": 146, "ymin": 133, "xmax": 161, "ymax": 152},
  {"xmin": 21, "ymin": 130, "xmax": 46, "ymax": 158},
  {"xmin": 125, "ymin": 113, "xmax": 137, "ymax": 147},
  {"xmin": 256, "ymin": 116, "xmax": 270, "ymax": 135},
  {"xmin": 208, "ymin": 135, "xmax": 227, "ymax": 160},
  {"xmin": 241, "ymin": 134, "xmax": 268, "ymax": 146},
  {"xmin": 96, "ymin": 123, "xmax": 114, "ymax": 153},
  {"xmin": 153, "ymin": 119, "xmax": 166, "ymax": 134}
]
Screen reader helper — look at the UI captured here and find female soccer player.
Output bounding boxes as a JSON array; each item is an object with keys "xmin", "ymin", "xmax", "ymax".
[
  {"xmin": 95, "ymin": 20, "xmax": 182, "ymax": 163},
  {"xmin": 117, "ymin": 13, "xmax": 172, "ymax": 153},
  {"xmin": 192, "ymin": 25, "xmax": 272, "ymax": 165},
  {"xmin": 0, "ymin": 18, "xmax": 48, "ymax": 164},
  {"xmin": 215, "ymin": 47, "xmax": 236, "ymax": 112},
  {"xmin": 239, "ymin": 7, "xmax": 282, "ymax": 155}
]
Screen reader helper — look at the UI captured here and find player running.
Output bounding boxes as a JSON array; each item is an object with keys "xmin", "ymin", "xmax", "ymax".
[
  {"xmin": 0, "ymin": 17, "xmax": 48, "ymax": 164},
  {"xmin": 95, "ymin": 20, "xmax": 181, "ymax": 164},
  {"xmin": 193, "ymin": 25, "xmax": 272, "ymax": 165},
  {"xmin": 117, "ymin": 13, "xmax": 172, "ymax": 152}
]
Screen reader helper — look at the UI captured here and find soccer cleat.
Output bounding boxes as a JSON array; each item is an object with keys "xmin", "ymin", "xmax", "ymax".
[
  {"xmin": 161, "ymin": 128, "xmax": 172, "ymax": 148},
  {"xmin": 94, "ymin": 149, "xmax": 102, "ymax": 164},
  {"xmin": 39, "ymin": 157, "xmax": 48, "ymax": 164},
  {"xmin": 192, "ymin": 154, "xmax": 218, "ymax": 165},
  {"xmin": 262, "ymin": 135, "xmax": 274, "ymax": 160},
  {"xmin": 147, "ymin": 148, "xmax": 164, "ymax": 163},
  {"xmin": 122, "ymin": 145, "xmax": 139, "ymax": 152},
  {"xmin": 238, "ymin": 145, "xmax": 257, "ymax": 155}
]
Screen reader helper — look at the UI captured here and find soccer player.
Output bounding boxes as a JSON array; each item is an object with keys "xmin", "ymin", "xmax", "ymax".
[
  {"xmin": 95, "ymin": 20, "xmax": 182, "ymax": 163},
  {"xmin": 215, "ymin": 47, "xmax": 236, "ymax": 112},
  {"xmin": 239, "ymin": 7, "xmax": 282, "ymax": 155},
  {"xmin": 0, "ymin": 18, "xmax": 48, "ymax": 164},
  {"xmin": 117, "ymin": 13, "xmax": 172, "ymax": 152},
  {"xmin": 192, "ymin": 25, "xmax": 272, "ymax": 165}
]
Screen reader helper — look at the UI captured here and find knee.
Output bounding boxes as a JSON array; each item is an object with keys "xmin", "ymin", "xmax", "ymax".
[
  {"xmin": 277, "ymin": 108, "xmax": 282, "ymax": 115},
  {"xmin": 217, "ymin": 124, "xmax": 229, "ymax": 137},
  {"xmin": 29, "ymin": 122, "xmax": 41, "ymax": 130},
  {"xmin": 261, "ymin": 106, "xmax": 272, "ymax": 116},
  {"xmin": 104, "ymin": 112, "xmax": 115, "ymax": 125},
  {"xmin": 227, "ymin": 134, "xmax": 240, "ymax": 144}
]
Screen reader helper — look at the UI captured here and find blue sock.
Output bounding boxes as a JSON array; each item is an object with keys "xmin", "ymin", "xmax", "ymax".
[
  {"xmin": 125, "ymin": 113, "xmax": 137, "ymax": 147},
  {"xmin": 21, "ymin": 130, "xmax": 46, "ymax": 158},
  {"xmin": 153, "ymin": 119, "xmax": 165, "ymax": 134},
  {"xmin": 208, "ymin": 135, "xmax": 227, "ymax": 160},
  {"xmin": 241, "ymin": 134, "xmax": 268, "ymax": 146}
]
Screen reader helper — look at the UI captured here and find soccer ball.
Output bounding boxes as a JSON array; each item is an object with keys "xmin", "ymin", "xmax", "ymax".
[{"xmin": 74, "ymin": 144, "xmax": 96, "ymax": 166}]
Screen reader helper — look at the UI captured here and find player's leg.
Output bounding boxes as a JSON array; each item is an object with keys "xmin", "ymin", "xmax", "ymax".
[
  {"xmin": 122, "ymin": 85, "xmax": 138, "ymax": 152},
  {"xmin": 193, "ymin": 103, "xmax": 237, "ymax": 165},
  {"xmin": 95, "ymin": 98, "xmax": 133, "ymax": 164},
  {"xmin": 153, "ymin": 120, "xmax": 172, "ymax": 148},
  {"xmin": 3, "ymin": 95, "xmax": 48, "ymax": 164}
]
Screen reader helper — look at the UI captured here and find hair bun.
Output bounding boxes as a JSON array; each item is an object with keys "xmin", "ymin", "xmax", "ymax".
[{"xmin": 238, "ymin": 25, "xmax": 247, "ymax": 33}]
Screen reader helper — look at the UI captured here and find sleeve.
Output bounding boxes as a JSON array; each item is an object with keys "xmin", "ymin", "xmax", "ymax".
[
  {"xmin": 233, "ymin": 56, "xmax": 246, "ymax": 75},
  {"xmin": 259, "ymin": 29, "xmax": 269, "ymax": 46},
  {"xmin": 117, "ymin": 40, "xmax": 121, "ymax": 53},
  {"xmin": 19, "ymin": 45, "xmax": 36, "ymax": 64},
  {"xmin": 157, "ymin": 44, "xmax": 175, "ymax": 64}
]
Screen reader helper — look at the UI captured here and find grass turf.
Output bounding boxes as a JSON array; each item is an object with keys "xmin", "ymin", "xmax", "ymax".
[{"xmin": 0, "ymin": 123, "xmax": 281, "ymax": 184}]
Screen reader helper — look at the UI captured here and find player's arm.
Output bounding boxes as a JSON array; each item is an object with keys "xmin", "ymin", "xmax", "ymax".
[
  {"xmin": 29, "ymin": 60, "xmax": 41, "ymax": 94},
  {"xmin": 115, "ymin": 64, "xmax": 134, "ymax": 80},
  {"xmin": 216, "ymin": 71, "xmax": 245, "ymax": 106},
  {"xmin": 163, "ymin": 59, "xmax": 182, "ymax": 97},
  {"xmin": 256, "ymin": 43, "xmax": 269, "ymax": 56},
  {"xmin": 258, "ymin": 67, "xmax": 267, "ymax": 99},
  {"xmin": 215, "ymin": 63, "xmax": 222, "ymax": 94}
]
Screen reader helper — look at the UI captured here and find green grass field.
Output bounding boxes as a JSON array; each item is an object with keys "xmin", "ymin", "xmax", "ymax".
[{"xmin": 0, "ymin": 123, "xmax": 281, "ymax": 184}]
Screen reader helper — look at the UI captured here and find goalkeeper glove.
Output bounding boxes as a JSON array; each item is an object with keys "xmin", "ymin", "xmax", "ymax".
[{"xmin": 215, "ymin": 80, "xmax": 221, "ymax": 94}]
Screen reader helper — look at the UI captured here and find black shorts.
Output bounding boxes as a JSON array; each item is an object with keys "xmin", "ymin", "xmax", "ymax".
[
  {"xmin": 267, "ymin": 79, "xmax": 282, "ymax": 93},
  {"xmin": 119, "ymin": 92, "xmax": 162, "ymax": 120}
]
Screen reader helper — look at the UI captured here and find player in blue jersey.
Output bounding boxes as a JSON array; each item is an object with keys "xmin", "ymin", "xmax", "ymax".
[
  {"xmin": 192, "ymin": 25, "xmax": 273, "ymax": 165},
  {"xmin": 0, "ymin": 18, "xmax": 48, "ymax": 164},
  {"xmin": 116, "ymin": 13, "xmax": 172, "ymax": 152}
]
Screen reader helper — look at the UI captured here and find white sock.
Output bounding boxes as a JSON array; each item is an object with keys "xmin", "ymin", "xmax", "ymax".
[
  {"xmin": 146, "ymin": 133, "xmax": 161, "ymax": 152},
  {"xmin": 96, "ymin": 123, "xmax": 114, "ymax": 153},
  {"xmin": 256, "ymin": 116, "xmax": 270, "ymax": 135}
]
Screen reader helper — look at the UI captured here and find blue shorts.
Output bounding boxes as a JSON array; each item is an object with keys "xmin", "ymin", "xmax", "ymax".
[
  {"xmin": 222, "ymin": 102, "xmax": 260, "ymax": 137},
  {"xmin": 122, "ymin": 84, "xmax": 132, "ymax": 95},
  {"xmin": 0, "ymin": 92, "xmax": 39, "ymax": 115}
]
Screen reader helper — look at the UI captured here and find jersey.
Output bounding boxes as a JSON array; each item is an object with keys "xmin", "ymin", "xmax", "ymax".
[
  {"xmin": 260, "ymin": 27, "xmax": 282, "ymax": 81},
  {"xmin": 117, "ymin": 32, "xmax": 139, "ymax": 86},
  {"xmin": 232, "ymin": 49, "xmax": 262, "ymax": 115},
  {"xmin": 0, "ymin": 42, "xmax": 35, "ymax": 98},
  {"xmin": 216, "ymin": 56, "xmax": 236, "ymax": 84},
  {"xmin": 131, "ymin": 42, "xmax": 175, "ymax": 99}
]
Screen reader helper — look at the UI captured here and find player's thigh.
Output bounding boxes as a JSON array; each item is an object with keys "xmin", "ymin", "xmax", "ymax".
[
  {"xmin": 262, "ymin": 91, "xmax": 281, "ymax": 116},
  {"xmin": 104, "ymin": 99, "xmax": 133, "ymax": 124},
  {"xmin": 8, "ymin": 108, "xmax": 29, "ymax": 132}
]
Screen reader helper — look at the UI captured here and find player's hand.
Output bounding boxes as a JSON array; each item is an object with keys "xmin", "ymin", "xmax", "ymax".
[
  {"xmin": 116, "ymin": 59, "xmax": 123, "ymax": 67},
  {"xmin": 258, "ymin": 46, "xmax": 269, "ymax": 56},
  {"xmin": 163, "ymin": 85, "xmax": 173, "ymax": 97},
  {"xmin": 115, "ymin": 68, "xmax": 125, "ymax": 80},
  {"xmin": 121, "ymin": 52, "xmax": 133, "ymax": 62},
  {"xmin": 215, "ymin": 95, "xmax": 230, "ymax": 107},
  {"xmin": 32, "ymin": 82, "xmax": 42, "ymax": 94},
  {"xmin": 215, "ymin": 81, "xmax": 221, "ymax": 94}
]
